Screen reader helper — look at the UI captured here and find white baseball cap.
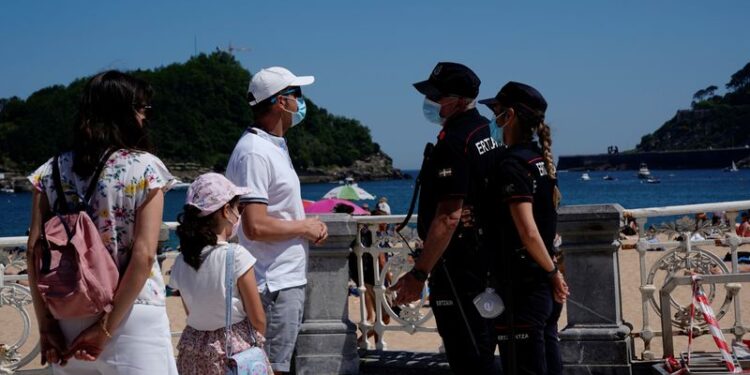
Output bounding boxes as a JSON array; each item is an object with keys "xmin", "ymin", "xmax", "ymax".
[{"xmin": 247, "ymin": 66, "xmax": 315, "ymax": 105}]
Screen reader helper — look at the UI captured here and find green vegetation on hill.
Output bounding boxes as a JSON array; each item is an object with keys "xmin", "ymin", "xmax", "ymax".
[
  {"xmin": 637, "ymin": 62, "xmax": 750, "ymax": 151},
  {"xmin": 0, "ymin": 52, "xmax": 380, "ymax": 172}
]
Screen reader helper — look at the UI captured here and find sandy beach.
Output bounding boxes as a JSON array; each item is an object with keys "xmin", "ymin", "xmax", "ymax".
[{"xmin": 2, "ymin": 241, "xmax": 749, "ymax": 370}]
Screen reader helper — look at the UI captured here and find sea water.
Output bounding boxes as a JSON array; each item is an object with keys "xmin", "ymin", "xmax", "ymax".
[{"xmin": 2, "ymin": 169, "xmax": 750, "ymax": 238}]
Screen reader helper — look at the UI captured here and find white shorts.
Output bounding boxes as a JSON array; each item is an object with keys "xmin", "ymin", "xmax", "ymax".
[{"xmin": 53, "ymin": 304, "xmax": 178, "ymax": 375}]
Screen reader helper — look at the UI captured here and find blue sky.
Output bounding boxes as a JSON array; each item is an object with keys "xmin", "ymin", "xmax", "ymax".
[{"xmin": 2, "ymin": 1, "xmax": 749, "ymax": 169}]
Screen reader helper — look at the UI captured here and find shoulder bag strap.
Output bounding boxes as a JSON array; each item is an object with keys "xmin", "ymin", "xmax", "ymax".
[{"xmin": 224, "ymin": 244, "xmax": 236, "ymax": 359}]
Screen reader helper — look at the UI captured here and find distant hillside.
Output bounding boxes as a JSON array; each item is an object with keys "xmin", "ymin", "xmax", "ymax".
[
  {"xmin": 636, "ymin": 62, "xmax": 750, "ymax": 151},
  {"xmin": 0, "ymin": 52, "xmax": 401, "ymax": 181}
]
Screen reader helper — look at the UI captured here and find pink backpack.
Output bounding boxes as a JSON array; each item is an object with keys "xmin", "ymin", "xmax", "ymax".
[{"xmin": 33, "ymin": 152, "xmax": 119, "ymax": 319}]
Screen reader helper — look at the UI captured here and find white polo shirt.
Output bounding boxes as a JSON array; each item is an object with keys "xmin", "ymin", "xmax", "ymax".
[{"xmin": 225, "ymin": 127, "xmax": 308, "ymax": 292}]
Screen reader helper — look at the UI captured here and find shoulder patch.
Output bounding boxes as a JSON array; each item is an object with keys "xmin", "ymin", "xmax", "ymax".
[{"xmin": 438, "ymin": 168, "xmax": 453, "ymax": 178}]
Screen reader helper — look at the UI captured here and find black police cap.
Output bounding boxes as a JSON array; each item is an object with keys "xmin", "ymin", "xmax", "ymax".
[
  {"xmin": 479, "ymin": 81, "xmax": 547, "ymax": 120},
  {"xmin": 413, "ymin": 62, "xmax": 481, "ymax": 99}
]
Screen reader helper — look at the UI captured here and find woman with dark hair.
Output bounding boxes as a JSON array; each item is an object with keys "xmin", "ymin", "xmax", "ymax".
[
  {"xmin": 27, "ymin": 70, "xmax": 178, "ymax": 374},
  {"xmin": 480, "ymin": 81, "xmax": 569, "ymax": 374},
  {"xmin": 169, "ymin": 173, "xmax": 269, "ymax": 375}
]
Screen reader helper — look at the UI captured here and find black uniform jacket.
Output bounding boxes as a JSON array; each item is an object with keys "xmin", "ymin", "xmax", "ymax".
[
  {"xmin": 417, "ymin": 108, "xmax": 500, "ymax": 293},
  {"xmin": 489, "ymin": 142, "xmax": 558, "ymax": 284}
]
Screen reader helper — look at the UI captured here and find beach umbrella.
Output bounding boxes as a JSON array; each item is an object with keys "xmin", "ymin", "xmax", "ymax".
[
  {"xmin": 305, "ymin": 198, "xmax": 370, "ymax": 215},
  {"xmin": 302, "ymin": 199, "xmax": 315, "ymax": 210},
  {"xmin": 322, "ymin": 184, "xmax": 375, "ymax": 201}
]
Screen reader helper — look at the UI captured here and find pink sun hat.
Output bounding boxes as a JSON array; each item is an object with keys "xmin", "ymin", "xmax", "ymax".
[{"xmin": 185, "ymin": 173, "xmax": 252, "ymax": 216}]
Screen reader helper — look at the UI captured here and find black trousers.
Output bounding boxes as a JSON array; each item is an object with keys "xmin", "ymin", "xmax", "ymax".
[
  {"xmin": 497, "ymin": 280, "xmax": 560, "ymax": 375},
  {"xmin": 545, "ymin": 300, "xmax": 564, "ymax": 375},
  {"xmin": 430, "ymin": 283, "xmax": 501, "ymax": 374}
]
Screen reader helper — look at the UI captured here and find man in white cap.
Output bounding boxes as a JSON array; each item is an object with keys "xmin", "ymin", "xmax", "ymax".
[{"xmin": 225, "ymin": 66, "xmax": 328, "ymax": 374}]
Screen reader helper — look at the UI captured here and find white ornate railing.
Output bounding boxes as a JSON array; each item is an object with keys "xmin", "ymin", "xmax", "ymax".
[
  {"xmin": 0, "ymin": 215, "xmax": 436, "ymax": 372},
  {"xmin": 349, "ymin": 215, "xmax": 439, "ymax": 351},
  {"xmin": 622, "ymin": 200, "xmax": 750, "ymax": 360},
  {"xmin": 4, "ymin": 204, "xmax": 750, "ymax": 371},
  {"xmin": 0, "ymin": 223, "xmax": 181, "ymax": 374}
]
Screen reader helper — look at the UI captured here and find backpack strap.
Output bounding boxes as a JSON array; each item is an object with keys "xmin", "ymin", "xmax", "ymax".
[
  {"xmin": 50, "ymin": 149, "xmax": 114, "ymax": 214},
  {"xmin": 51, "ymin": 155, "xmax": 68, "ymax": 214},
  {"xmin": 83, "ymin": 149, "xmax": 115, "ymax": 206},
  {"xmin": 41, "ymin": 155, "xmax": 69, "ymax": 274}
]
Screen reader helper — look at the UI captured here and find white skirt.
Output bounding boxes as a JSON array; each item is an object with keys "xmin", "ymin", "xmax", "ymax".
[{"xmin": 53, "ymin": 304, "xmax": 178, "ymax": 375}]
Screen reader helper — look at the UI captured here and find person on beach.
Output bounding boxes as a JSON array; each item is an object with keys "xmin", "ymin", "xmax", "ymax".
[
  {"xmin": 26, "ymin": 71, "xmax": 178, "ymax": 374},
  {"xmin": 377, "ymin": 197, "xmax": 391, "ymax": 215},
  {"xmin": 736, "ymin": 212, "xmax": 750, "ymax": 237},
  {"xmin": 392, "ymin": 62, "xmax": 501, "ymax": 374},
  {"xmin": 169, "ymin": 173, "xmax": 271, "ymax": 375},
  {"xmin": 480, "ymin": 81, "xmax": 569, "ymax": 374},
  {"xmin": 225, "ymin": 66, "xmax": 328, "ymax": 374}
]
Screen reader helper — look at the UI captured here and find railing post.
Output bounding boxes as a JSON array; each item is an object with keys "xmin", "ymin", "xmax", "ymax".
[
  {"xmin": 294, "ymin": 214, "xmax": 359, "ymax": 375},
  {"xmin": 558, "ymin": 204, "xmax": 632, "ymax": 375}
]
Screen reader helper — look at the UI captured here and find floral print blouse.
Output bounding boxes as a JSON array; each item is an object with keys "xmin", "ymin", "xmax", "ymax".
[{"xmin": 29, "ymin": 149, "xmax": 175, "ymax": 306}]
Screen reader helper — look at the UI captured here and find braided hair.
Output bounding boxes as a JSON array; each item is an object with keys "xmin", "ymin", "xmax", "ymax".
[{"xmin": 515, "ymin": 109, "xmax": 562, "ymax": 208}]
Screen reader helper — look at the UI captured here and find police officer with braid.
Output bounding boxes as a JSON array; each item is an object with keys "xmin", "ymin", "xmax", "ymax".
[
  {"xmin": 392, "ymin": 62, "xmax": 501, "ymax": 374},
  {"xmin": 480, "ymin": 82, "xmax": 569, "ymax": 375}
]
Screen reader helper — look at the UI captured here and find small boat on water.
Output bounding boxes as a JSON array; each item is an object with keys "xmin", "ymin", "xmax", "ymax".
[
  {"xmin": 0, "ymin": 187, "xmax": 14, "ymax": 194},
  {"xmin": 581, "ymin": 173, "xmax": 591, "ymax": 181},
  {"xmin": 637, "ymin": 163, "xmax": 651, "ymax": 179},
  {"xmin": 724, "ymin": 160, "xmax": 739, "ymax": 172},
  {"xmin": 602, "ymin": 175, "xmax": 615, "ymax": 181},
  {"xmin": 644, "ymin": 176, "xmax": 661, "ymax": 184}
]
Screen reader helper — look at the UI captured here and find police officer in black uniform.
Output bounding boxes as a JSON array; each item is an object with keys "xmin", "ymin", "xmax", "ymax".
[
  {"xmin": 392, "ymin": 62, "xmax": 501, "ymax": 374},
  {"xmin": 480, "ymin": 82, "xmax": 569, "ymax": 374}
]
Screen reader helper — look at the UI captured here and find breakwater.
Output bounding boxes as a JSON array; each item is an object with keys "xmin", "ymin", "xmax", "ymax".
[{"xmin": 558, "ymin": 146, "xmax": 750, "ymax": 171}]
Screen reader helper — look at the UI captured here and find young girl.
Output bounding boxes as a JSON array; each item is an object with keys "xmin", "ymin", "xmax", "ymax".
[{"xmin": 169, "ymin": 173, "xmax": 269, "ymax": 375}]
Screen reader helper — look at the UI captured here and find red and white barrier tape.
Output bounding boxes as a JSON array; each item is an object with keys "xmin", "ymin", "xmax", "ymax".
[{"xmin": 689, "ymin": 274, "xmax": 740, "ymax": 373}]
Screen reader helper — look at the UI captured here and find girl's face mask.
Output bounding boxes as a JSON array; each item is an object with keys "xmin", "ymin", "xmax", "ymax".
[{"xmin": 228, "ymin": 206, "xmax": 241, "ymax": 239}]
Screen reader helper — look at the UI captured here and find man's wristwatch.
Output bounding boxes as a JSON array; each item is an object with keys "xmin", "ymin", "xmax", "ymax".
[
  {"xmin": 409, "ymin": 268, "xmax": 428, "ymax": 282},
  {"xmin": 546, "ymin": 264, "xmax": 559, "ymax": 280}
]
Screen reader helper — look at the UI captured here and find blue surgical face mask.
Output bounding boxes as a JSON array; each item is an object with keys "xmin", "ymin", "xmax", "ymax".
[
  {"xmin": 489, "ymin": 111, "xmax": 507, "ymax": 145},
  {"xmin": 282, "ymin": 96, "xmax": 307, "ymax": 127},
  {"xmin": 422, "ymin": 98, "xmax": 445, "ymax": 125}
]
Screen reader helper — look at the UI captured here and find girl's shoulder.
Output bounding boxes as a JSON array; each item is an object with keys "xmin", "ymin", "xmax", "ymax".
[{"xmin": 228, "ymin": 243, "xmax": 257, "ymax": 266}]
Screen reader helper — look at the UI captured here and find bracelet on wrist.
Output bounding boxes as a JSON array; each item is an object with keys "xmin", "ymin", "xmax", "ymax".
[
  {"xmin": 409, "ymin": 268, "xmax": 428, "ymax": 282},
  {"xmin": 100, "ymin": 314, "xmax": 113, "ymax": 339}
]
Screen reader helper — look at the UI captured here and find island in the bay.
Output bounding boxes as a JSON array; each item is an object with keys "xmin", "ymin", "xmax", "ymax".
[
  {"xmin": 559, "ymin": 61, "xmax": 750, "ymax": 171},
  {"xmin": 0, "ymin": 52, "xmax": 407, "ymax": 191}
]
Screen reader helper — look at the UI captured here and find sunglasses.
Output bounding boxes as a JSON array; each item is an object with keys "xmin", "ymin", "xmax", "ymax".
[
  {"xmin": 133, "ymin": 103, "xmax": 152, "ymax": 113},
  {"xmin": 270, "ymin": 87, "xmax": 303, "ymax": 103}
]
